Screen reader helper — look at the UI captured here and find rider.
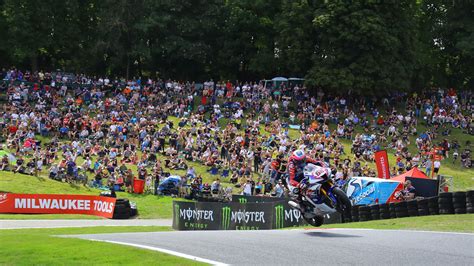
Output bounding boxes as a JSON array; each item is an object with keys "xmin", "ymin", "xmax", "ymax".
[{"xmin": 287, "ymin": 150, "xmax": 328, "ymax": 210}]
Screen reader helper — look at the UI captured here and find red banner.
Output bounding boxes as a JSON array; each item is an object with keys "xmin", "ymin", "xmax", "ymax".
[
  {"xmin": 374, "ymin": 150, "xmax": 391, "ymax": 179},
  {"xmin": 0, "ymin": 193, "xmax": 116, "ymax": 218}
]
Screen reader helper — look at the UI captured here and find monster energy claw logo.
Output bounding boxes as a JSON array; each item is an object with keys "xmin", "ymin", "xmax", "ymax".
[
  {"xmin": 239, "ymin": 197, "xmax": 247, "ymax": 203},
  {"xmin": 222, "ymin": 206, "xmax": 231, "ymax": 230},
  {"xmin": 275, "ymin": 205, "xmax": 284, "ymax": 229}
]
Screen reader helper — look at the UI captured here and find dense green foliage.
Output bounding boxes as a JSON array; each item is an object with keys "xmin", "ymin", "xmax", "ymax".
[{"xmin": 0, "ymin": 0, "xmax": 472, "ymax": 92}]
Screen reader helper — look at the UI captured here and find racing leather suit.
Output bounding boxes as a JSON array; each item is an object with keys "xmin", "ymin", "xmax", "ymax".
[{"xmin": 287, "ymin": 156, "xmax": 327, "ymax": 188}]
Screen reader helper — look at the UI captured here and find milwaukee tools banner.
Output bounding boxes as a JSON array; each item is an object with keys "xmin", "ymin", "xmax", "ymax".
[
  {"xmin": 0, "ymin": 193, "xmax": 116, "ymax": 218},
  {"xmin": 374, "ymin": 150, "xmax": 391, "ymax": 179}
]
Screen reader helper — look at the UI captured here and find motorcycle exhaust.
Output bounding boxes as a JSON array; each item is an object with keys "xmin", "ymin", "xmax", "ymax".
[{"xmin": 288, "ymin": 200, "xmax": 299, "ymax": 209}]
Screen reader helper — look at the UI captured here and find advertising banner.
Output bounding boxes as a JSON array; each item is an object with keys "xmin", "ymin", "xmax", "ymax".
[
  {"xmin": 221, "ymin": 202, "xmax": 274, "ymax": 230},
  {"xmin": 0, "ymin": 193, "xmax": 116, "ymax": 218},
  {"xmin": 374, "ymin": 150, "xmax": 391, "ymax": 179},
  {"xmin": 173, "ymin": 201, "xmax": 273, "ymax": 230},
  {"xmin": 173, "ymin": 201, "xmax": 220, "ymax": 230},
  {"xmin": 173, "ymin": 200, "xmax": 341, "ymax": 231},
  {"xmin": 345, "ymin": 177, "xmax": 402, "ymax": 205}
]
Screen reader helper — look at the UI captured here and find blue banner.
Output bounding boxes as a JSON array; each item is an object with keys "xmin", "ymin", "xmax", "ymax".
[{"xmin": 345, "ymin": 177, "xmax": 400, "ymax": 205}]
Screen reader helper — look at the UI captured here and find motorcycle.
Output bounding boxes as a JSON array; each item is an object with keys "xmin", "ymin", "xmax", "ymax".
[{"xmin": 288, "ymin": 163, "xmax": 352, "ymax": 227}]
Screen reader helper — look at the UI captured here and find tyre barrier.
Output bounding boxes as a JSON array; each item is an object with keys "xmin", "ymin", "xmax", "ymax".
[
  {"xmin": 343, "ymin": 214, "xmax": 352, "ymax": 223},
  {"xmin": 395, "ymin": 201, "xmax": 409, "ymax": 218},
  {"xmin": 453, "ymin": 192, "xmax": 466, "ymax": 214},
  {"xmin": 438, "ymin": 192, "xmax": 454, "ymax": 215},
  {"xmin": 370, "ymin": 204, "xmax": 380, "ymax": 220},
  {"xmin": 348, "ymin": 190, "xmax": 473, "ymax": 223},
  {"xmin": 112, "ymin": 198, "xmax": 138, "ymax": 219},
  {"xmin": 351, "ymin": 206, "xmax": 359, "ymax": 222},
  {"xmin": 389, "ymin": 203, "xmax": 397, "ymax": 219},
  {"xmin": 358, "ymin": 206, "xmax": 371, "ymax": 222},
  {"xmin": 428, "ymin": 196, "xmax": 439, "ymax": 215},
  {"xmin": 467, "ymin": 190, "xmax": 474, "ymax": 214},
  {"xmin": 379, "ymin": 203, "xmax": 390, "ymax": 219},
  {"xmin": 407, "ymin": 200, "xmax": 419, "ymax": 217},
  {"xmin": 417, "ymin": 198, "xmax": 429, "ymax": 216}
]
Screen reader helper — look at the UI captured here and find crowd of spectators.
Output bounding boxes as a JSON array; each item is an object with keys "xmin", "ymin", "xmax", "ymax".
[{"xmin": 0, "ymin": 67, "xmax": 472, "ymax": 198}]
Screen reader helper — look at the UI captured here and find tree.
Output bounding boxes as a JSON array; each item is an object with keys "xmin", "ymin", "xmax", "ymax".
[
  {"xmin": 0, "ymin": 0, "xmax": 471, "ymax": 88},
  {"xmin": 93, "ymin": 0, "xmax": 147, "ymax": 78},
  {"xmin": 0, "ymin": 0, "xmax": 10, "ymax": 67},
  {"xmin": 217, "ymin": 0, "xmax": 281, "ymax": 80},
  {"xmin": 144, "ymin": 0, "xmax": 225, "ymax": 80},
  {"xmin": 275, "ymin": 0, "xmax": 318, "ymax": 77},
  {"xmin": 412, "ymin": 0, "xmax": 447, "ymax": 89},
  {"xmin": 3, "ymin": 0, "xmax": 57, "ymax": 70},
  {"xmin": 306, "ymin": 1, "xmax": 418, "ymax": 95},
  {"xmin": 442, "ymin": 1, "xmax": 474, "ymax": 89}
]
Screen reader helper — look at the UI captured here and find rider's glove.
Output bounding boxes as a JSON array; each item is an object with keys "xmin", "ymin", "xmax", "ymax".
[{"xmin": 292, "ymin": 187, "xmax": 300, "ymax": 195}]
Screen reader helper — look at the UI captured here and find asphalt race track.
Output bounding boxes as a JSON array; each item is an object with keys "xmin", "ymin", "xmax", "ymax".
[{"xmin": 70, "ymin": 228, "xmax": 474, "ymax": 265}]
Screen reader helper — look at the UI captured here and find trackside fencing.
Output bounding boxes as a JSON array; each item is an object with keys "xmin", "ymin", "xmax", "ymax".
[{"xmin": 348, "ymin": 191, "xmax": 473, "ymax": 223}]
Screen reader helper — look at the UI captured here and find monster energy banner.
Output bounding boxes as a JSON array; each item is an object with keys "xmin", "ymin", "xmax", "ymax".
[{"xmin": 173, "ymin": 201, "xmax": 341, "ymax": 230}]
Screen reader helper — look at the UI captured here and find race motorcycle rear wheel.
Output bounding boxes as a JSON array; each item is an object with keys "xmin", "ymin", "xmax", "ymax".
[{"xmin": 303, "ymin": 213, "xmax": 324, "ymax": 227}]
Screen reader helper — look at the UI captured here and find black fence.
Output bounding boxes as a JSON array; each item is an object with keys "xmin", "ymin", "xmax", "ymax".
[
  {"xmin": 405, "ymin": 177, "xmax": 439, "ymax": 198},
  {"xmin": 173, "ymin": 196, "xmax": 341, "ymax": 230}
]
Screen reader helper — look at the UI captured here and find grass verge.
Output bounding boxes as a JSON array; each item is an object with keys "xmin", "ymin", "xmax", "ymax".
[
  {"xmin": 0, "ymin": 226, "xmax": 206, "ymax": 265},
  {"xmin": 320, "ymin": 214, "xmax": 474, "ymax": 233}
]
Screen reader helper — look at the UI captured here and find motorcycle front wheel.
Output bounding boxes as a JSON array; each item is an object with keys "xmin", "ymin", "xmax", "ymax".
[{"xmin": 333, "ymin": 187, "xmax": 352, "ymax": 220}]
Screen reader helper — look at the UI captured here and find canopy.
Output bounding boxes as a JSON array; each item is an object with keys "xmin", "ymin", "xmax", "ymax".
[
  {"xmin": 271, "ymin": 77, "xmax": 288, "ymax": 81},
  {"xmin": 391, "ymin": 167, "xmax": 428, "ymax": 182}
]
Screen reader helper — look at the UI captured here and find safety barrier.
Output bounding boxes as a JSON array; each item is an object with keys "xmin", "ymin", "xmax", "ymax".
[
  {"xmin": 348, "ymin": 191, "xmax": 473, "ymax": 222},
  {"xmin": 172, "ymin": 198, "xmax": 342, "ymax": 230}
]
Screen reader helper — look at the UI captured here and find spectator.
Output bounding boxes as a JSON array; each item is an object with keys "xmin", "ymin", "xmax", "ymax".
[
  {"xmin": 398, "ymin": 180, "xmax": 416, "ymax": 201},
  {"xmin": 242, "ymin": 179, "xmax": 252, "ymax": 196}
]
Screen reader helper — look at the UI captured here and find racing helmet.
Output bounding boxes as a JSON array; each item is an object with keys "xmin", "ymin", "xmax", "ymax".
[{"xmin": 292, "ymin": 149, "xmax": 305, "ymax": 161}]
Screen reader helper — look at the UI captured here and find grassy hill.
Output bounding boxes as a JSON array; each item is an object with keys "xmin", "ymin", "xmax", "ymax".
[
  {"xmin": 159, "ymin": 116, "xmax": 474, "ymax": 190},
  {"xmin": 0, "ymin": 114, "xmax": 472, "ymax": 220}
]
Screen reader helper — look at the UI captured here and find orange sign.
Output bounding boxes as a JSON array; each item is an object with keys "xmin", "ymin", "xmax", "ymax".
[{"xmin": 0, "ymin": 193, "xmax": 116, "ymax": 218}]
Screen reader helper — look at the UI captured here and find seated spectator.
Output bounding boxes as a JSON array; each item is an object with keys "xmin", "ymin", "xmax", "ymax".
[
  {"xmin": 230, "ymin": 172, "xmax": 239, "ymax": 184},
  {"xmin": 0, "ymin": 155, "xmax": 10, "ymax": 171},
  {"xmin": 397, "ymin": 180, "xmax": 416, "ymax": 201},
  {"xmin": 211, "ymin": 178, "xmax": 220, "ymax": 194},
  {"xmin": 12, "ymin": 156, "xmax": 25, "ymax": 174}
]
